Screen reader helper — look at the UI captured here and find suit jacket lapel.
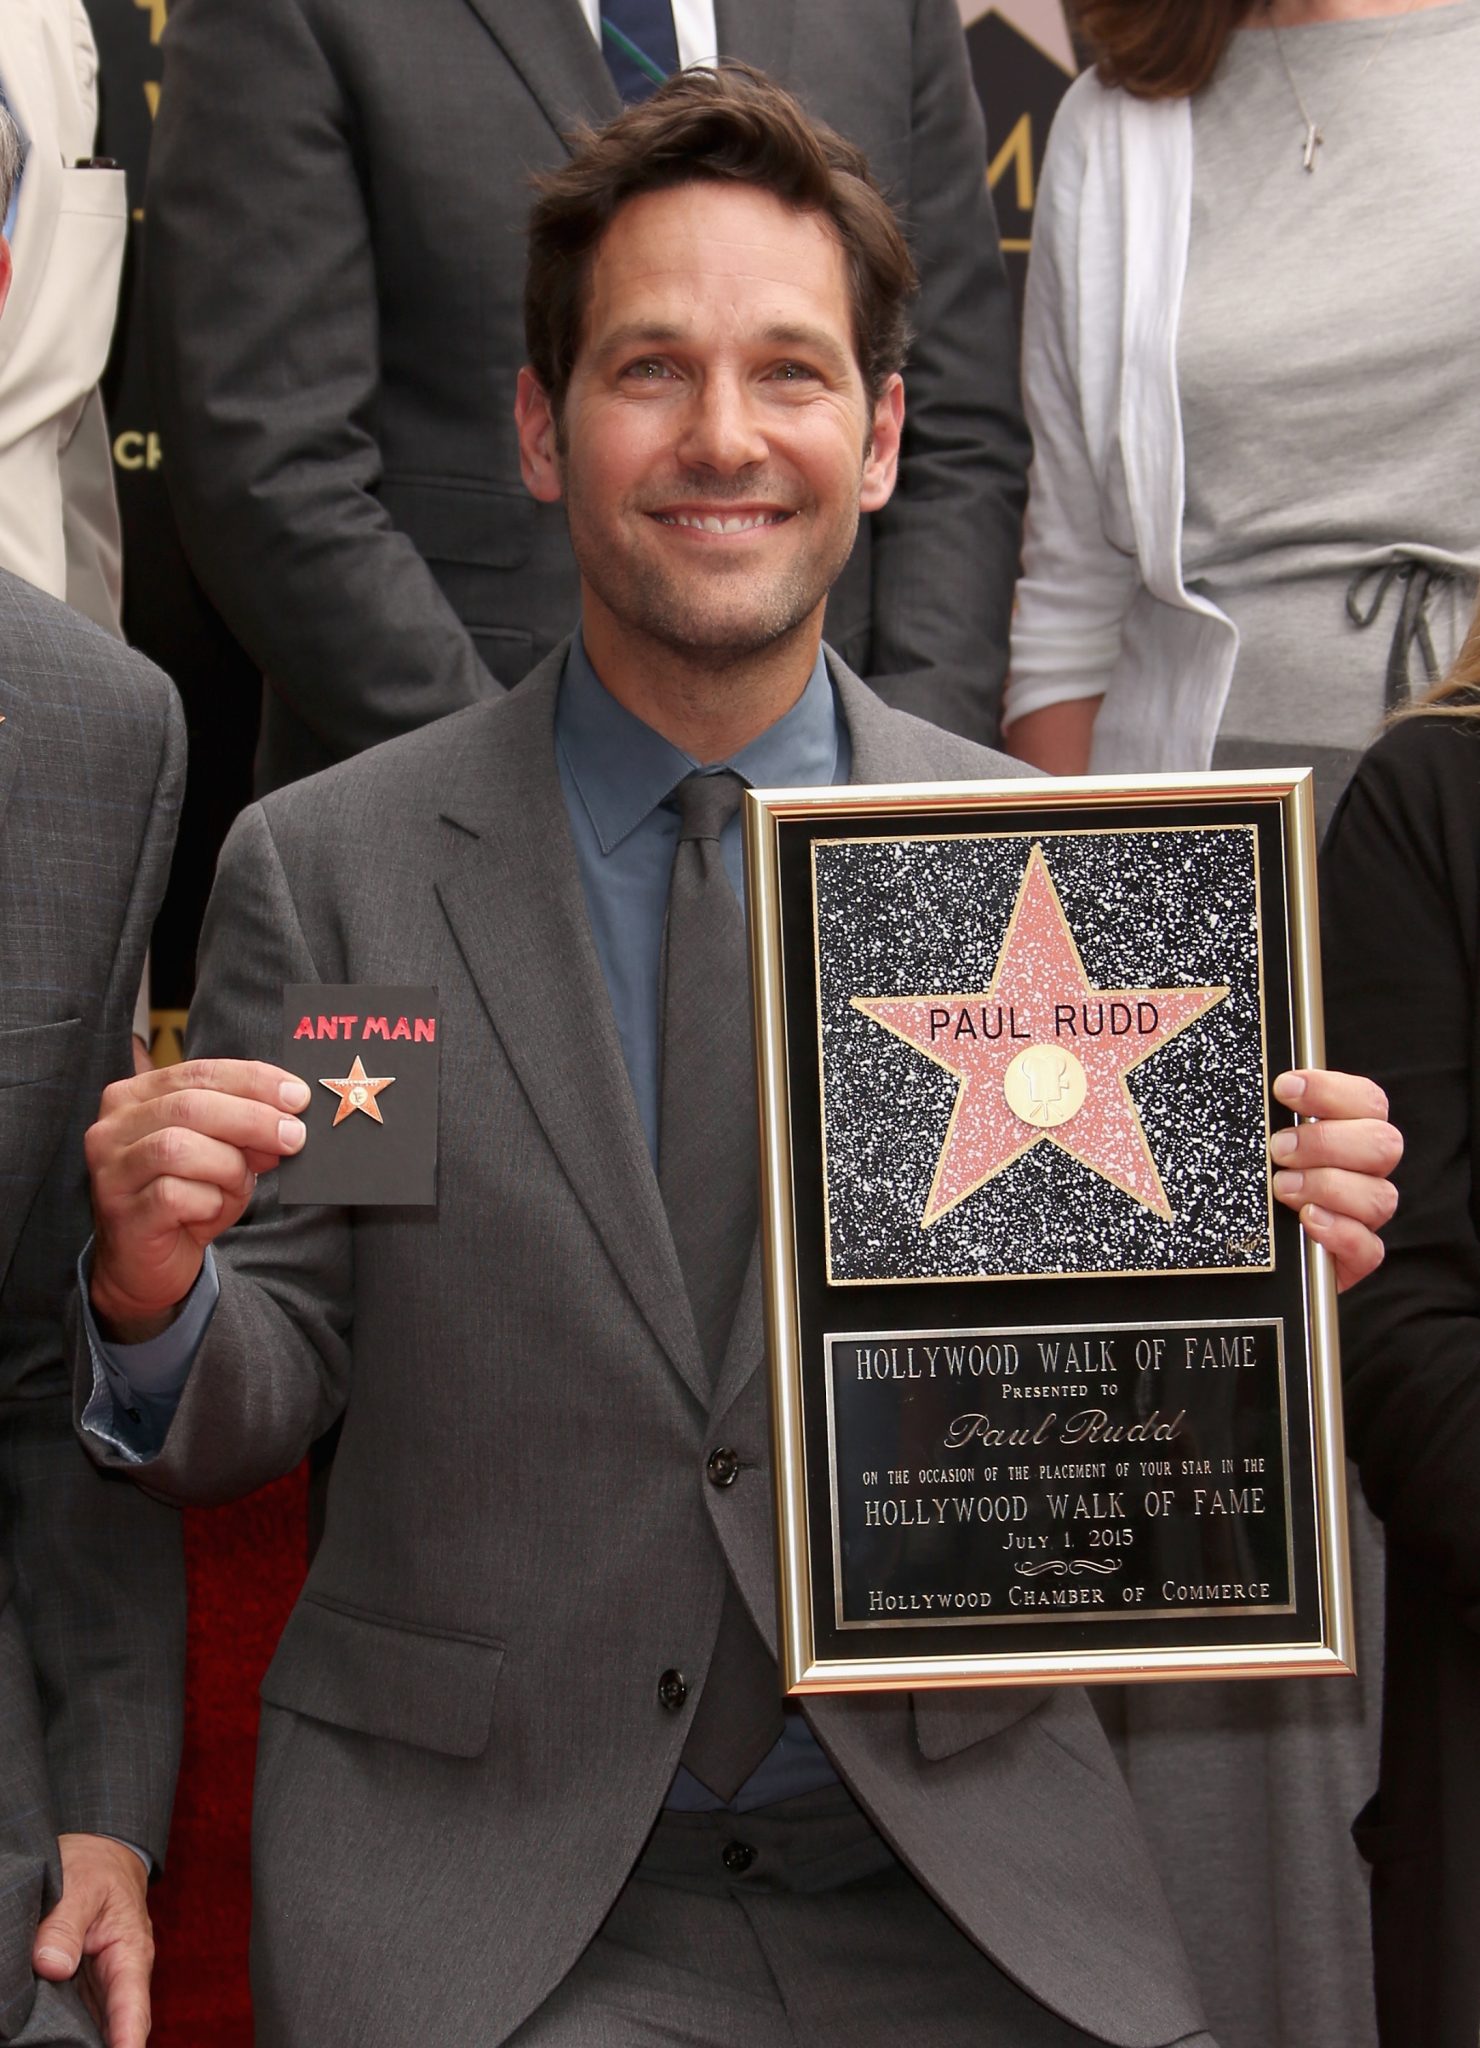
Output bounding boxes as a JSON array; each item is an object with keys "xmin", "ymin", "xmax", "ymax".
[
  {"xmin": 0, "ymin": 693, "xmax": 48, "ymax": 1285},
  {"xmin": 833, "ymin": 660, "xmax": 945, "ymax": 786},
  {"xmin": 0, "ymin": 696, "xmax": 23, "ymax": 1277},
  {"xmin": 434, "ymin": 654, "xmax": 709, "ymax": 1406},
  {"xmin": 714, "ymin": 0, "xmax": 797, "ymax": 82},
  {"xmin": 0, "ymin": 691, "xmax": 20, "ymax": 839},
  {"xmin": 458, "ymin": 0, "xmax": 620, "ymax": 146}
]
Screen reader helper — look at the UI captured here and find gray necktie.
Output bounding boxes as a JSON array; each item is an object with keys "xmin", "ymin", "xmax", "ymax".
[
  {"xmin": 658, "ymin": 771, "xmax": 757, "ymax": 1376},
  {"xmin": 659, "ymin": 771, "xmax": 784, "ymax": 1799}
]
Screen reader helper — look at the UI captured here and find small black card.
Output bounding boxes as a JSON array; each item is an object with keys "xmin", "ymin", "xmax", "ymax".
[{"xmin": 278, "ymin": 985, "xmax": 438, "ymax": 1206}]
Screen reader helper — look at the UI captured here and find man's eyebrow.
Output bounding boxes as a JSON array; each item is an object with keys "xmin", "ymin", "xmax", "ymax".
[
  {"xmin": 590, "ymin": 321, "xmax": 856, "ymax": 375},
  {"xmin": 758, "ymin": 324, "xmax": 853, "ymax": 374},
  {"xmin": 591, "ymin": 323, "xmax": 687, "ymax": 361}
]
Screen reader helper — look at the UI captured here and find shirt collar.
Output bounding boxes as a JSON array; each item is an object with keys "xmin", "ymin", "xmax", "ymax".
[{"xmin": 555, "ymin": 630, "xmax": 842, "ymax": 856}]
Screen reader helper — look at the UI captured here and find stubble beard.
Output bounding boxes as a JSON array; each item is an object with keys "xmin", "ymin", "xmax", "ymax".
[{"xmin": 569, "ymin": 475, "xmax": 861, "ymax": 674}]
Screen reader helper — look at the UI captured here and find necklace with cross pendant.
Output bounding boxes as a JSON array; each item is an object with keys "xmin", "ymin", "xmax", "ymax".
[{"xmin": 1269, "ymin": 16, "xmax": 1400, "ymax": 177}]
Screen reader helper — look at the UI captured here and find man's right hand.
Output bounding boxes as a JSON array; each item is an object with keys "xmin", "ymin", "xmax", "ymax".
[{"xmin": 87, "ymin": 1060, "xmax": 310, "ymax": 1342}]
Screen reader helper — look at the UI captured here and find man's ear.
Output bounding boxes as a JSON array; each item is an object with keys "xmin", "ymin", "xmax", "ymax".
[
  {"xmin": 859, "ymin": 373, "xmax": 904, "ymax": 515},
  {"xmin": 516, "ymin": 367, "xmax": 562, "ymax": 503}
]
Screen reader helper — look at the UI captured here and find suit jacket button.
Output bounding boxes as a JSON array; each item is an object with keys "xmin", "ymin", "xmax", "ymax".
[
  {"xmin": 706, "ymin": 1446, "xmax": 739, "ymax": 1487},
  {"xmin": 658, "ymin": 1669, "xmax": 688, "ymax": 1712},
  {"xmin": 722, "ymin": 1840, "xmax": 756, "ymax": 1874}
]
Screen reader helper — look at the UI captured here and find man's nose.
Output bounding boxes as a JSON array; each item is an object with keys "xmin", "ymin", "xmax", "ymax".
[{"xmin": 676, "ymin": 375, "xmax": 769, "ymax": 472}]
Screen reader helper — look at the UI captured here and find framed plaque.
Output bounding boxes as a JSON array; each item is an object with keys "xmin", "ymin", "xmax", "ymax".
[{"xmin": 743, "ymin": 771, "xmax": 1353, "ymax": 1692}]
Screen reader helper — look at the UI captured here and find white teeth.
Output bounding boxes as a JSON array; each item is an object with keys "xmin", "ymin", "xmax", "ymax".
[{"xmin": 657, "ymin": 511, "xmax": 785, "ymax": 532}]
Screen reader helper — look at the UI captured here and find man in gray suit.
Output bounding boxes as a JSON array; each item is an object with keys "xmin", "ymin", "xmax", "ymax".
[
  {"xmin": 80, "ymin": 72, "xmax": 1398, "ymax": 2048},
  {"xmin": 145, "ymin": 0, "xmax": 1029, "ymax": 790},
  {"xmin": 0, "ymin": 104, "xmax": 185, "ymax": 2048}
]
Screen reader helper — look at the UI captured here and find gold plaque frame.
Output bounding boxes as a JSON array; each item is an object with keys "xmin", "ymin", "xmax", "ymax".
[{"xmin": 744, "ymin": 771, "xmax": 1352, "ymax": 1693}]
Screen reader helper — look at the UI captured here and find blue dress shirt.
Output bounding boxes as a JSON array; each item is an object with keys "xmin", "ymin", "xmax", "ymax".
[
  {"xmin": 82, "ymin": 632, "xmax": 850, "ymax": 1810},
  {"xmin": 555, "ymin": 632, "xmax": 846, "ymax": 1153}
]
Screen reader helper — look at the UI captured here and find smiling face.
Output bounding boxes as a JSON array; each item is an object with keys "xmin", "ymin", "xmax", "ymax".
[{"xmin": 517, "ymin": 180, "xmax": 902, "ymax": 738}]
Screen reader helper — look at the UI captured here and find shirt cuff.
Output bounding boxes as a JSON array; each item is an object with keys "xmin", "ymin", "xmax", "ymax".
[{"xmin": 77, "ymin": 1243, "xmax": 220, "ymax": 1463}]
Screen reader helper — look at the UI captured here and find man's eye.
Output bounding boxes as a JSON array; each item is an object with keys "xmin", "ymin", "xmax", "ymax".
[
  {"xmin": 622, "ymin": 359, "xmax": 674, "ymax": 382},
  {"xmin": 770, "ymin": 361, "xmax": 818, "ymax": 383}
]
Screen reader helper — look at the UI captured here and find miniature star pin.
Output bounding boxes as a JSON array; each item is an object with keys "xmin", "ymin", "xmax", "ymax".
[
  {"xmin": 319, "ymin": 1054, "xmax": 395, "ymax": 1127},
  {"xmin": 852, "ymin": 843, "xmax": 1228, "ymax": 1226}
]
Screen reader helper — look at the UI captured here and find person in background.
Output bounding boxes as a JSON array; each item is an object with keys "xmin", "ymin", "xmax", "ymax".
[
  {"xmin": 0, "ymin": 0, "xmax": 154, "ymax": 1072},
  {"xmin": 73, "ymin": 68, "xmax": 1400, "ymax": 2048},
  {"xmin": 0, "ymin": 0, "xmax": 126, "ymax": 636},
  {"xmin": 144, "ymin": 0, "xmax": 1029, "ymax": 795},
  {"xmin": 0, "ymin": 92, "xmax": 185, "ymax": 2048},
  {"xmin": 1000, "ymin": 4, "xmax": 1477, "ymax": 2042},
  {"xmin": 1322, "ymin": 598, "xmax": 1480, "ymax": 2048},
  {"xmin": 1005, "ymin": 0, "xmax": 1480, "ymax": 843}
]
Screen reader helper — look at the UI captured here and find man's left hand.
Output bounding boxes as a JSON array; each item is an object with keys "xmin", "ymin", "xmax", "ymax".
[
  {"xmin": 1271, "ymin": 1069, "xmax": 1401, "ymax": 1291},
  {"xmin": 33, "ymin": 1833, "xmax": 154, "ymax": 2048}
]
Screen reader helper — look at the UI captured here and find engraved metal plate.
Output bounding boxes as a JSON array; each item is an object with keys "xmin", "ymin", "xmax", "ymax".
[{"xmin": 745, "ymin": 772, "xmax": 1352, "ymax": 1690}]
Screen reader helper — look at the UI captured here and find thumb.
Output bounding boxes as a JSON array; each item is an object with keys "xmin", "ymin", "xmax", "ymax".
[{"xmin": 33, "ymin": 1871, "xmax": 103, "ymax": 1978}]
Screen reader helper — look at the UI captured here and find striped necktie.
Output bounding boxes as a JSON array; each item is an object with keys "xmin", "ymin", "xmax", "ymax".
[{"xmin": 599, "ymin": 0, "xmax": 681, "ymax": 103}]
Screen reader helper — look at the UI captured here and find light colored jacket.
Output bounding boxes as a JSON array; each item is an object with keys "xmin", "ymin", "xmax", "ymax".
[
  {"xmin": 0, "ymin": 0, "xmax": 127, "ymax": 633},
  {"xmin": 1006, "ymin": 72, "xmax": 1239, "ymax": 770}
]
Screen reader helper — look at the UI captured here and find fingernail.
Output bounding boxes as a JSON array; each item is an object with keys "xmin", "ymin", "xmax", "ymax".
[
  {"xmin": 35, "ymin": 1946, "xmax": 75, "ymax": 1971},
  {"xmin": 1303, "ymin": 1203, "xmax": 1334, "ymax": 1229},
  {"xmin": 278, "ymin": 1117, "xmax": 306, "ymax": 1151},
  {"xmin": 1273, "ymin": 1169, "xmax": 1303, "ymax": 1199},
  {"xmin": 1270, "ymin": 1130, "xmax": 1297, "ymax": 1162},
  {"xmin": 1274, "ymin": 1072, "xmax": 1307, "ymax": 1103},
  {"xmin": 279, "ymin": 1078, "xmax": 310, "ymax": 1110}
]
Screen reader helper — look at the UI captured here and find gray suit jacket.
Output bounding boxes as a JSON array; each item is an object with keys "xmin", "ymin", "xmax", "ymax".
[
  {"xmin": 81, "ymin": 648, "xmax": 1207, "ymax": 2047},
  {"xmin": 144, "ymin": 0, "xmax": 1030, "ymax": 790},
  {"xmin": 0, "ymin": 572, "xmax": 186, "ymax": 2039}
]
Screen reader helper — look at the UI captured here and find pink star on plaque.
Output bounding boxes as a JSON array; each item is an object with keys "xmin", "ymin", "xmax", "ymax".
[{"xmin": 852, "ymin": 844, "xmax": 1228, "ymax": 1226}]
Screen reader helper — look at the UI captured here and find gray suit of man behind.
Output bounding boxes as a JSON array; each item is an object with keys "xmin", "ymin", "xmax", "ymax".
[
  {"xmin": 0, "ymin": 570, "xmax": 185, "ymax": 2042},
  {"xmin": 76, "ymin": 650, "xmax": 1211, "ymax": 2048},
  {"xmin": 145, "ymin": 0, "xmax": 1028, "ymax": 787}
]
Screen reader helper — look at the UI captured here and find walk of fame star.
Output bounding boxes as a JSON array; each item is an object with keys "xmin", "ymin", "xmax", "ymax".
[
  {"xmin": 851, "ymin": 844, "xmax": 1228, "ymax": 1227},
  {"xmin": 320, "ymin": 1054, "xmax": 395, "ymax": 1127}
]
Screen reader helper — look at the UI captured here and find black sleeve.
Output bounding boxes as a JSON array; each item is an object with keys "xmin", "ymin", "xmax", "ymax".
[
  {"xmin": 858, "ymin": 0, "xmax": 1030, "ymax": 744},
  {"xmin": 145, "ymin": 0, "xmax": 500, "ymax": 762},
  {"xmin": 1323, "ymin": 719, "xmax": 1480, "ymax": 1628}
]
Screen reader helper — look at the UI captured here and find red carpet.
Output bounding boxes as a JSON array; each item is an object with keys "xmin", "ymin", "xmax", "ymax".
[{"xmin": 148, "ymin": 1471, "xmax": 308, "ymax": 2046}]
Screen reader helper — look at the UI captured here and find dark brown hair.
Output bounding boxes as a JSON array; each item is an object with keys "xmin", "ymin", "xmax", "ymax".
[
  {"xmin": 1071, "ymin": 0, "xmax": 1261, "ymax": 100},
  {"xmin": 524, "ymin": 63, "xmax": 917, "ymax": 413},
  {"xmin": 1402, "ymin": 597, "xmax": 1480, "ymax": 722}
]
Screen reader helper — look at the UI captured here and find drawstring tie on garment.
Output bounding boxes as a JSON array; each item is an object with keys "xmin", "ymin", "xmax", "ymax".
[{"xmin": 1346, "ymin": 559, "xmax": 1456, "ymax": 714}]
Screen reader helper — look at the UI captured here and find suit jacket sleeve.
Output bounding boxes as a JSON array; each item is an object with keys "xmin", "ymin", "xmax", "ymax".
[
  {"xmin": 79, "ymin": 800, "xmax": 356, "ymax": 1506},
  {"xmin": 1323, "ymin": 719, "xmax": 1480, "ymax": 1624},
  {"xmin": 859, "ymin": 0, "xmax": 1030, "ymax": 744},
  {"xmin": 5, "ymin": 645, "xmax": 187, "ymax": 1868},
  {"xmin": 144, "ymin": 0, "xmax": 501, "ymax": 762}
]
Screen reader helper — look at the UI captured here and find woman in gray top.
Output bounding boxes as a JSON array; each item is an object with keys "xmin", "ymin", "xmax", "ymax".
[
  {"xmin": 1004, "ymin": 4, "xmax": 1478, "ymax": 2044},
  {"xmin": 1006, "ymin": 0, "xmax": 1480, "ymax": 840}
]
